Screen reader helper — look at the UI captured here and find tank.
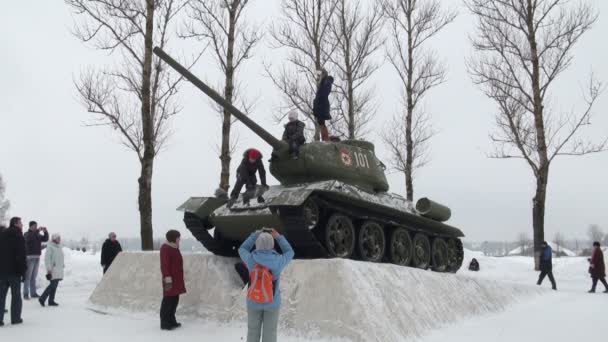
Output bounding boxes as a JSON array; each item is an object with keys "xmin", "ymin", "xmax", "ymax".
[{"xmin": 154, "ymin": 47, "xmax": 465, "ymax": 272}]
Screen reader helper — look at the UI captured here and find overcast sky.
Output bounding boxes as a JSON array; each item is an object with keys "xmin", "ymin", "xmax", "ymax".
[{"xmin": 1, "ymin": 0, "xmax": 606, "ymax": 243}]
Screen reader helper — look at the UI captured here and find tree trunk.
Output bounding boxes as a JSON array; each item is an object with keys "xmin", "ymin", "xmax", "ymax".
[
  {"xmin": 219, "ymin": 6, "xmax": 237, "ymax": 192},
  {"xmin": 404, "ymin": 7, "xmax": 414, "ymax": 202},
  {"xmin": 138, "ymin": 159, "xmax": 154, "ymax": 250},
  {"xmin": 526, "ymin": 0, "xmax": 549, "ymax": 269},
  {"xmin": 139, "ymin": 0, "xmax": 155, "ymax": 251},
  {"xmin": 532, "ymin": 169, "xmax": 548, "ymax": 269}
]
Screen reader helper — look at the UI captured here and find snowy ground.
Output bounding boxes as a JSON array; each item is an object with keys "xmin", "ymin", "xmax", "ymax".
[{"xmin": 0, "ymin": 249, "xmax": 605, "ymax": 341}]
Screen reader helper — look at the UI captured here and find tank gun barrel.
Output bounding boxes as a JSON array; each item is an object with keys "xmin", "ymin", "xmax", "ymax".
[{"xmin": 153, "ymin": 47, "xmax": 285, "ymax": 150}]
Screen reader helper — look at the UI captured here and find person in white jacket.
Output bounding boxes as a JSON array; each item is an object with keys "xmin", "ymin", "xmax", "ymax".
[{"xmin": 38, "ymin": 233, "xmax": 64, "ymax": 307}]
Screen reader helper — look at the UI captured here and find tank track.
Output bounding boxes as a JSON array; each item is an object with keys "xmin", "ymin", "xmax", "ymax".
[{"xmin": 282, "ymin": 195, "xmax": 465, "ymax": 272}]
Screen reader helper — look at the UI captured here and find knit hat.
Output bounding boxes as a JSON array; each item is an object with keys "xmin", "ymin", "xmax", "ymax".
[
  {"xmin": 287, "ymin": 110, "xmax": 298, "ymax": 122},
  {"xmin": 51, "ymin": 233, "xmax": 61, "ymax": 242},
  {"xmin": 255, "ymin": 232, "xmax": 274, "ymax": 251},
  {"xmin": 248, "ymin": 149, "xmax": 261, "ymax": 160}
]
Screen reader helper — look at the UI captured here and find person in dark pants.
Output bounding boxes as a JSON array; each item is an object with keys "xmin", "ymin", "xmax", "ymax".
[
  {"xmin": 39, "ymin": 233, "xmax": 64, "ymax": 307},
  {"xmin": 468, "ymin": 258, "xmax": 480, "ymax": 271},
  {"xmin": 160, "ymin": 230, "xmax": 186, "ymax": 331},
  {"xmin": 0, "ymin": 217, "xmax": 26, "ymax": 326},
  {"xmin": 282, "ymin": 110, "xmax": 306, "ymax": 159},
  {"xmin": 101, "ymin": 232, "xmax": 123, "ymax": 274},
  {"xmin": 537, "ymin": 241, "xmax": 556, "ymax": 290},
  {"xmin": 23, "ymin": 221, "xmax": 49, "ymax": 299},
  {"xmin": 228, "ymin": 149, "xmax": 268, "ymax": 207},
  {"xmin": 588, "ymin": 241, "xmax": 608, "ymax": 293},
  {"xmin": 312, "ymin": 68, "xmax": 334, "ymax": 142}
]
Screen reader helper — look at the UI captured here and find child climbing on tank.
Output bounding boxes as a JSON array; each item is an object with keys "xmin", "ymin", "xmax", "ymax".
[
  {"xmin": 228, "ymin": 148, "xmax": 269, "ymax": 208},
  {"xmin": 282, "ymin": 110, "xmax": 306, "ymax": 159}
]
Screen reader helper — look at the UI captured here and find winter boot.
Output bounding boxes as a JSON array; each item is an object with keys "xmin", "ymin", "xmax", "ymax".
[
  {"xmin": 12, "ymin": 319, "xmax": 23, "ymax": 325},
  {"xmin": 48, "ymin": 302, "xmax": 59, "ymax": 307},
  {"xmin": 38, "ymin": 298, "xmax": 45, "ymax": 307},
  {"xmin": 257, "ymin": 196, "xmax": 265, "ymax": 204},
  {"xmin": 588, "ymin": 289, "xmax": 595, "ymax": 293},
  {"xmin": 603, "ymin": 289, "xmax": 608, "ymax": 293}
]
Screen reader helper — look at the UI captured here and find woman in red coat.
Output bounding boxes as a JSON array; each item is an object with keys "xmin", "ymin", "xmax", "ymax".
[
  {"xmin": 160, "ymin": 230, "xmax": 186, "ymax": 330},
  {"xmin": 588, "ymin": 241, "xmax": 608, "ymax": 293}
]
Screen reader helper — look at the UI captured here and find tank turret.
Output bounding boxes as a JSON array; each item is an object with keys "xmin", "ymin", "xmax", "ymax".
[{"xmin": 153, "ymin": 47, "xmax": 388, "ymax": 193}]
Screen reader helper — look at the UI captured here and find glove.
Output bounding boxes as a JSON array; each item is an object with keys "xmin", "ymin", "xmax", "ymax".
[{"xmin": 46, "ymin": 273, "xmax": 52, "ymax": 281}]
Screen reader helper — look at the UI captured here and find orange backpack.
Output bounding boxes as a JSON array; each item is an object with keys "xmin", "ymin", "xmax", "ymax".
[{"xmin": 247, "ymin": 264, "xmax": 275, "ymax": 304}]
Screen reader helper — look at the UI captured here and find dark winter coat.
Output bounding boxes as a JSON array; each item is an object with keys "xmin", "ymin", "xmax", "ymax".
[
  {"xmin": 313, "ymin": 75, "xmax": 334, "ymax": 121},
  {"xmin": 24, "ymin": 228, "xmax": 49, "ymax": 256},
  {"xmin": 590, "ymin": 248, "xmax": 606, "ymax": 278},
  {"xmin": 237, "ymin": 149, "xmax": 267, "ymax": 186},
  {"xmin": 101, "ymin": 239, "xmax": 123, "ymax": 267},
  {"xmin": 0, "ymin": 226, "xmax": 27, "ymax": 277},
  {"xmin": 468, "ymin": 258, "xmax": 480, "ymax": 271},
  {"xmin": 160, "ymin": 243, "xmax": 186, "ymax": 297},
  {"xmin": 539, "ymin": 245, "xmax": 553, "ymax": 272},
  {"xmin": 282, "ymin": 121, "xmax": 305, "ymax": 145}
]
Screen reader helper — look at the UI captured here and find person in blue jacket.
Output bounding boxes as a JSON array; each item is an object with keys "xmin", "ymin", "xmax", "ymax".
[
  {"xmin": 238, "ymin": 228, "xmax": 294, "ymax": 342},
  {"xmin": 537, "ymin": 241, "xmax": 557, "ymax": 290}
]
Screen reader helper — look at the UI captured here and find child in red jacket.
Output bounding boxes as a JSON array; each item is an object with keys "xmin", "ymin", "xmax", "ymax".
[{"xmin": 160, "ymin": 230, "xmax": 186, "ymax": 330}]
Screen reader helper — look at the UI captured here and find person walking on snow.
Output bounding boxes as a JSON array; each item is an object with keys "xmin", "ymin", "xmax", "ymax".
[
  {"xmin": 537, "ymin": 241, "xmax": 557, "ymax": 290},
  {"xmin": 160, "ymin": 230, "xmax": 186, "ymax": 331},
  {"xmin": 229, "ymin": 149, "xmax": 268, "ymax": 207},
  {"xmin": 282, "ymin": 110, "xmax": 306, "ymax": 159},
  {"xmin": 23, "ymin": 221, "xmax": 49, "ymax": 299},
  {"xmin": 588, "ymin": 241, "xmax": 608, "ymax": 293},
  {"xmin": 0, "ymin": 217, "xmax": 26, "ymax": 326},
  {"xmin": 239, "ymin": 228, "xmax": 294, "ymax": 342},
  {"xmin": 101, "ymin": 232, "xmax": 123, "ymax": 274},
  {"xmin": 312, "ymin": 68, "xmax": 334, "ymax": 142},
  {"xmin": 39, "ymin": 233, "xmax": 64, "ymax": 307}
]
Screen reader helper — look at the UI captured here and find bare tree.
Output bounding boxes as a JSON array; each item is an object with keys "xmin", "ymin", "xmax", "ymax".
[
  {"xmin": 181, "ymin": 0, "xmax": 260, "ymax": 191},
  {"xmin": 553, "ymin": 231, "xmax": 565, "ymax": 257},
  {"xmin": 265, "ymin": 0, "xmax": 340, "ymax": 140},
  {"xmin": 66, "ymin": 0, "xmax": 192, "ymax": 250},
  {"xmin": 0, "ymin": 173, "xmax": 10, "ymax": 225},
  {"xmin": 380, "ymin": 0, "xmax": 455, "ymax": 201},
  {"xmin": 329, "ymin": 0, "xmax": 384, "ymax": 139},
  {"xmin": 467, "ymin": 0, "xmax": 605, "ymax": 268},
  {"xmin": 588, "ymin": 224, "xmax": 604, "ymax": 243},
  {"xmin": 517, "ymin": 232, "xmax": 532, "ymax": 256}
]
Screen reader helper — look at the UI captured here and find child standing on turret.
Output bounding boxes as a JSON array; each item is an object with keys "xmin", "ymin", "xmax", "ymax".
[
  {"xmin": 312, "ymin": 68, "xmax": 334, "ymax": 141},
  {"xmin": 282, "ymin": 110, "xmax": 305, "ymax": 159}
]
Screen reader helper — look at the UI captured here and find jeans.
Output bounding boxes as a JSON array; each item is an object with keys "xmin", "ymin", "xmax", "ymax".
[
  {"xmin": 247, "ymin": 307, "xmax": 280, "ymax": 342},
  {"xmin": 160, "ymin": 295, "xmax": 180, "ymax": 327},
  {"xmin": 0, "ymin": 276, "xmax": 23, "ymax": 323},
  {"xmin": 24, "ymin": 257, "xmax": 40, "ymax": 297},
  {"xmin": 40, "ymin": 279, "xmax": 60, "ymax": 304},
  {"xmin": 537, "ymin": 270, "xmax": 557, "ymax": 289}
]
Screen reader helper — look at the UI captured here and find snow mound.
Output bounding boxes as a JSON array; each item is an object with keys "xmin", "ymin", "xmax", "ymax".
[{"xmin": 90, "ymin": 252, "xmax": 545, "ymax": 341}]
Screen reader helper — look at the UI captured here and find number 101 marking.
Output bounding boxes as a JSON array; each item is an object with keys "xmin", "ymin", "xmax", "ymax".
[{"xmin": 354, "ymin": 152, "xmax": 370, "ymax": 168}]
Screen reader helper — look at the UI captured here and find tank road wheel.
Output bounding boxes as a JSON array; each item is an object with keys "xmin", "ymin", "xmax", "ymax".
[
  {"xmin": 446, "ymin": 238, "xmax": 464, "ymax": 273},
  {"xmin": 431, "ymin": 238, "xmax": 449, "ymax": 272},
  {"xmin": 303, "ymin": 199, "xmax": 320, "ymax": 230},
  {"xmin": 325, "ymin": 214, "xmax": 356, "ymax": 258},
  {"xmin": 412, "ymin": 233, "xmax": 431, "ymax": 269},
  {"xmin": 388, "ymin": 228, "xmax": 413, "ymax": 266},
  {"xmin": 357, "ymin": 221, "xmax": 386, "ymax": 262}
]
